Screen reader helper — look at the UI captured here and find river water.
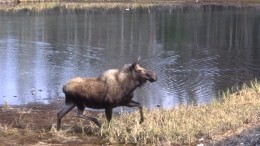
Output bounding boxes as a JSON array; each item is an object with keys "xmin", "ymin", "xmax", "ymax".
[{"xmin": 0, "ymin": 5, "xmax": 260, "ymax": 108}]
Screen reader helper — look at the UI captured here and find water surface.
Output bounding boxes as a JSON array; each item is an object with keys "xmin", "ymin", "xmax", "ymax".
[{"xmin": 0, "ymin": 6, "xmax": 260, "ymax": 108}]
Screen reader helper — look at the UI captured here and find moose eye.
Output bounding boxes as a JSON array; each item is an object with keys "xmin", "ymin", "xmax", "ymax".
[{"xmin": 137, "ymin": 70, "xmax": 142, "ymax": 73}]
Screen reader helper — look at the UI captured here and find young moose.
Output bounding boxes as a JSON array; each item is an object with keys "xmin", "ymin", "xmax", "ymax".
[{"xmin": 57, "ymin": 58, "xmax": 157, "ymax": 130}]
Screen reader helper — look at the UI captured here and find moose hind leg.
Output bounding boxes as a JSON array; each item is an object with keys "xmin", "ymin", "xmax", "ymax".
[
  {"xmin": 76, "ymin": 109, "xmax": 102, "ymax": 127},
  {"xmin": 57, "ymin": 103, "xmax": 76, "ymax": 130},
  {"xmin": 126, "ymin": 100, "xmax": 144, "ymax": 123}
]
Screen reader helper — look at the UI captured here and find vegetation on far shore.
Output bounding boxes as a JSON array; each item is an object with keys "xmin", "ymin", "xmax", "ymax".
[
  {"xmin": 0, "ymin": 80, "xmax": 260, "ymax": 145},
  {"xmin": 1, "ymin": 0, "xmax": 260, "ymax": 12}
]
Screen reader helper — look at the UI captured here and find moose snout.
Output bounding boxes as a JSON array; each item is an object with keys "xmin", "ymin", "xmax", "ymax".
[{"xmin": 148, "ymin": 72, "xmax": 157, "ymax": 82}]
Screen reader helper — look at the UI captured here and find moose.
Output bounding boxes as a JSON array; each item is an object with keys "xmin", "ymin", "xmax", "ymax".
[{"xmin": 57, "ymin": 58, "xmax": 157, "ymax": 130}]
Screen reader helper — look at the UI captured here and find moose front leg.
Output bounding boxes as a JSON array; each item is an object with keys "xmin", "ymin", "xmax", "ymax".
[
  {"xmin": 126, "ymin": 100, "xmax": 144, "ymax": 123},
  {"xmin": 105, "ymin": 108, "xmax": 113, "ymax": 124},
  {"xmin": 57, "ymin": 103, "xmax": 76, "ymax": 130}
]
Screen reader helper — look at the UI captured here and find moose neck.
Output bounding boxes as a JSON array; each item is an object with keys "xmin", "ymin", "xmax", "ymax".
[{"xmin": 117, "ymin": 69, "xmax": 141, "ymax": 91}]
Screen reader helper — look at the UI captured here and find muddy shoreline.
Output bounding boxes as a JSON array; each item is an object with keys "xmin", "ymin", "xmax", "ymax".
[
  {"xmin": 1, "ymin": 81, "xmax": 260, "ymax": 145},
  {"xmin": 1, "ymin": 101, "xmax": 260, "ymax": 145},
  {"xmin": 0, "ymin": 102, "xmax": 105, "ymax": 145}
]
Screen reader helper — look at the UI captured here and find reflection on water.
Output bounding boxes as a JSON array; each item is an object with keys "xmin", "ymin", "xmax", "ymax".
[{"xmin": 0, "ymin": 6, "xmax": 260, "ymax": 108}]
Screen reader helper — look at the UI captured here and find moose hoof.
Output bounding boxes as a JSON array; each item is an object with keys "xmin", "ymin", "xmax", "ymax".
[
  {"xmin": 93, "ymin": 119, "xmax": 102, "ymax": 127},
  {"xmin": 96, "ymin": 122, "xmax": 102, "ymax": 128}
]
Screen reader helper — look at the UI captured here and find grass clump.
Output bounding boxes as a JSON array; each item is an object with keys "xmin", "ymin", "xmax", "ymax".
[{"xmin": 94, "ymin": 80, "xmax": 260, "ymax": 144}]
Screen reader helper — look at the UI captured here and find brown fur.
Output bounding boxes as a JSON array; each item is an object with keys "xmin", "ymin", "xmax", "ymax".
[{"xmin": 57, "ymin": 58, "xmax": 157, "ymax": 130}]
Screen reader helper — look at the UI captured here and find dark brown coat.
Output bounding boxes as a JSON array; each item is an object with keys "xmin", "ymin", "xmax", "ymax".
[{"xmin": 57, "ymin": 58, "xmax": 157, "ymax": 130}]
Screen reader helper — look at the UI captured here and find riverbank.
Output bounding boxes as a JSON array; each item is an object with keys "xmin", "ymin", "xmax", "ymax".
[
  {"xmin": 1, "ymin": 0, "xmax": 260, "ymax": 12},
  {"xmin": 0, "ymin": 80, "xmax": 259, "ymax": 145}
]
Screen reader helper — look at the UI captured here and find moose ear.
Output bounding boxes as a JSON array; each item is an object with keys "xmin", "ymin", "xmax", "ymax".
[
  {"xmin": 129, "ymin": 57, "xmax": 141, "ymax": 70},
  {"xmin": 137, "ymin": 57, "xmax": 141, "ymax": 64}
]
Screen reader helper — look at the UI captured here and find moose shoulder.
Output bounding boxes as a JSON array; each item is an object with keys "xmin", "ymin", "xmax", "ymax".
[{"xmin": 57, "ymin": 58, "xmax": 157, "ymax": 130}]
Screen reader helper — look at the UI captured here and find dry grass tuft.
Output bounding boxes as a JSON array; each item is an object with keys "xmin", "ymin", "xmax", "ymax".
[
  {"xmin": 0, "ymin": 124, "xmax": 18, "ymax": 136},
  {"xmin": 3, "ymin": 101, "xmax": 11, "ymax": 110}
]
